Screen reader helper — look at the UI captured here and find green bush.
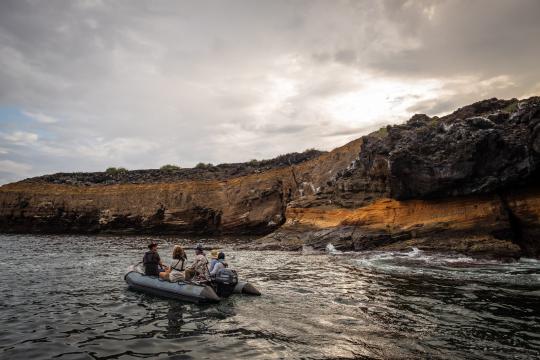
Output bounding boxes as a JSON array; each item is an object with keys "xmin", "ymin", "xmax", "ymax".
[
  {"xmin": 248, "ymin": 159, "xmax": 259, "ymax": 166},
  {"xmin": 429, "ymin": 117, "xmax": 440, "ymax": 127},
  {"xmin": 105, "ymin": 167, "xmax": 127, "ymax": 175},
  {"xmin": 195, "ymin": 162, "xmax": 214, "ymax": 169},
  {"xmin": 373, "ymin": 126, "xmax": 388, "ymax": 138},
  {"xmin": 160, "ymin": 164, "xmax": 181, "ymax": 171},
  {"xmin": 503, "ymin": 101, "xmax": 518, "ymax": 113}
]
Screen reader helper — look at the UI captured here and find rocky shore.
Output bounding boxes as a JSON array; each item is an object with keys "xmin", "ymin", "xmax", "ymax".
[{"xmin": 1, "ymin": 97, "xmax": 539, "ymax": 258}]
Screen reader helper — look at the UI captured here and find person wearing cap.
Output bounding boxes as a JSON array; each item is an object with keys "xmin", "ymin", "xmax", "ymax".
[
  {"xmin": 208, "ymin": 249, "xmax": 219, "ymax": 273},
  {"xmin": 143, "ymin": 242, "xmax": 168, "ymax": 276},
  {"xmin": 209, "ymin": 251, "xmax": 228, "ymax": 276},
  {"xmin": 185, "ymin": 244, "xmax": 209, "ymax": 281}
]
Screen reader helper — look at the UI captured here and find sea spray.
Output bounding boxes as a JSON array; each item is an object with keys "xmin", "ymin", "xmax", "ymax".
[{"xmin": 325, "ymin": 243, "xmax": 342, "ymax": 255}]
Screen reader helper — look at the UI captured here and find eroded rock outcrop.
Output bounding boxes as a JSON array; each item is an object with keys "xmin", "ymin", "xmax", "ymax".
[
  {"xmin": 255, "ymin": 97, "xmax": 540, "ymax": 258},
  {"xmin": 253, "ymin": 186, "xmax": 540, "ymax": 258},
  {"xmin": 324, "ymin": 97, "xmax": 540, "ymax": 205},
  {"xmin": 0, "ymin": 140, "xmax": 362, "ymax": 235},
  {"xmin": 1, "ymin": 97, "xmax": 540, "ymax": 258}
]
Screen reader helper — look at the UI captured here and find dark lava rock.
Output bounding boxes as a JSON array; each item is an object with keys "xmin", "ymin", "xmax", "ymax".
[
  {"xmin": 19, "ymin": 149, "xmax": 326, "ymax": 186},
  {"xmin": 346, "ymin": 97, "xmax": 540, "ymax": 200}
]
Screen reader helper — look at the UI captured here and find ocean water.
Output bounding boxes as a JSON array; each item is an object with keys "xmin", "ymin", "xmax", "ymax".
[{"xmin": 0, "ymin": 234, "xmax": 539, "ymax": 359}]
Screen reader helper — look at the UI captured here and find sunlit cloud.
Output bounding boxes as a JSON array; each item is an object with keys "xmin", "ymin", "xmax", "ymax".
[
  {"xmin": 0, "ymin": 0, "xmax": 539, "ymax": 184},
  {"xmin": 1, "ymin": 131, "xmax": 39, "ymax": 145}
]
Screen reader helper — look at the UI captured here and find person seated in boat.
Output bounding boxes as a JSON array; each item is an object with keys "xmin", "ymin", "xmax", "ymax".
[
  {"xmin": 208, "ymin": 249, "xmax": 219, "ymax": 272},
  {"xmin": 185, "ymin": 244, "xmax": 209, "ymax": 281},
  {"xmin": 143, "ymin": 242, "xmax": 168, "ymax": 276},
  {"xmin": 209, "ymin": 251, "xmax": 228, "ymax": 276},
  {"xmin": 159, "ymin": 245, "xmax": 188, "ymax": 282}
]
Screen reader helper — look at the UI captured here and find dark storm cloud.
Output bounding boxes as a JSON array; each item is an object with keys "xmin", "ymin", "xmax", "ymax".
[
  {"xmin": 372, "ymin": 1, "xmax": 540, "ymax": 80},
  {"xmin": 0, "ymin": 0, "xmax": 538, "ymax": 184}
]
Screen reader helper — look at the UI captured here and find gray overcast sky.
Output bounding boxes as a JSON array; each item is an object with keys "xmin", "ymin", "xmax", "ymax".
[{"xmin": 1, "ymin": 0, "xmax": 539, "ymax": 184}]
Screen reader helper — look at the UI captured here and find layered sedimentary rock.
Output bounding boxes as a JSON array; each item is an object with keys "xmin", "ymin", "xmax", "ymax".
[
  {"xmin": 1, "ymin": 96, "xmax": 540, "ymax": 258},
  {"xmin": 255, "ymin": 97, "xmax": 540, "ymax": 258},
  {"xmin": 0, "ymin": 140, "xmax": 362, "ymax": 235},
  {"xmin": 252, "ymin": 186, "xmax": 540, "ymax": 258}
]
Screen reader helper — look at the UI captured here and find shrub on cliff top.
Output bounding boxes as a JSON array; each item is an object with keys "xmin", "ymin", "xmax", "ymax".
[
  {"xmin": 195, "ymin": 162, "xmax": 214, "ymax": 169},
  {"xmin": 503, "ymin": 101, "xmax": 518, "ymax": 113},
  {"xmin": 373, "ymin": 126, "xmax": 389, "ymax": 138},
  {"xmin": 160, "ymin": 164, "xmax": 181, "ymax": 172},
  {"xmin": 105, "ymin": 167, "xmax": 128, "ymax": 175},
  {"xmin": 429, "ymin": 116, "xmax": 440, "ymax": 127}
]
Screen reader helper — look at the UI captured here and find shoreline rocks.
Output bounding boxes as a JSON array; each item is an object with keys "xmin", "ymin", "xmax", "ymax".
[
  {"xmin": 247, "ymin": 185, "xmax": 540, "ymax": 258},
  {"xmin": 1, "ymin": 97, "xmax": 540, "ymax": 258}
]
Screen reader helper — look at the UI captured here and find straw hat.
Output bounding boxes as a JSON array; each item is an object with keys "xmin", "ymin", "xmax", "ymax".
[{"xmin": 210, "ymin": 249, "xmax": 219, "ymax": 259}]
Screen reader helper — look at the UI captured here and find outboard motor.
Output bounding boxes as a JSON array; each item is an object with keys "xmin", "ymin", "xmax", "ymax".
[{"xmin": 212, "ymin": 269, "xmax": 238, "ymax": 298}]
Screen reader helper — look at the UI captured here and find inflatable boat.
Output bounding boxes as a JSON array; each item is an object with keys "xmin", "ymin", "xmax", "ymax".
[{"xmin": 124, "ymin": 266, "xmax": 260, "ymax": 303}]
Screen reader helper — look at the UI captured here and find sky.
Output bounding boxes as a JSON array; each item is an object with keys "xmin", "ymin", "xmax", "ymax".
[{"xmin": 1, "ymin": 0, "xmax": 539, "ymax": 185}]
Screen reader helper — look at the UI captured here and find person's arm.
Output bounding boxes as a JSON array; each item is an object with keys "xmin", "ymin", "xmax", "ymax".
[
  {"xmin": 187, "ymin": 256, "xmax": 197, "ymax": 270},
  {"xmin": 210, "ymin": 262, "xmax": 222, "ymax": 276},
  {"xmin": 156, "ymin": 253, "xmax": 167, "ymax": 269}
]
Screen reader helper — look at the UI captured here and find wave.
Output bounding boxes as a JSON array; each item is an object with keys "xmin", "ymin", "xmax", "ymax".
[
  {"xmin": 325, "ymin": 243, "xmax": 342, "ymax": 255},
  {"xmin": 339, "ymin": 247, "xmax": 540, "ymax": 287}
]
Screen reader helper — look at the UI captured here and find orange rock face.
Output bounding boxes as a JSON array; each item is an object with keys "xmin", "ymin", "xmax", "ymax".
[
  {"xmin": 0, "ymin": 140, "xmax": 363, "ymax": 235},
  {"xmin": 256, "ymin": 188, "xmax": 540, "ymax": 258},
  {"xmin": 2, "ymin": 96, "xmax": 540, "ymax": 258}
]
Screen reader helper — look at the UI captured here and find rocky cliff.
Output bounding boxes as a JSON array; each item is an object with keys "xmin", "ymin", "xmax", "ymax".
[
  {"xmin": 1, "ymin": 97, "xmax": 540, "ymax": 258},
  {"xmin": 0, "ymin": 141, "xmax": 362, "ymax": 235},
  {"xmin": 255, "ymin": 97, "xmax": 540, "ymax": 258}
]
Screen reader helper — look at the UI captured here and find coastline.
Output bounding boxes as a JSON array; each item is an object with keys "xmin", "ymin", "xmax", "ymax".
[{"xmin": 1, "ymin": 97, "xmax": 539, "ymax": 259}]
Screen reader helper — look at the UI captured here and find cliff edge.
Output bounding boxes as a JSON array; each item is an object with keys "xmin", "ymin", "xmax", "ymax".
[{"xmin": 1, "ymin": 97, "xmax": 540, "ymax": 258}]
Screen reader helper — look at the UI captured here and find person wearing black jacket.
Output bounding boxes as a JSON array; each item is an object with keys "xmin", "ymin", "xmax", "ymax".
[{"xmin": 142, "ymin": 242, "xmax": 168, "ymax": 276}]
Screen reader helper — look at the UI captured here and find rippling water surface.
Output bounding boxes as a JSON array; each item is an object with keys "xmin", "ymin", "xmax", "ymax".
[{"xmin": 1, "ymin": 234, "xmax": 539, "ymax": 359}]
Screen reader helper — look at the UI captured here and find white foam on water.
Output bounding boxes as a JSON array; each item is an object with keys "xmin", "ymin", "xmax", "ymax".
[
  {"xmin": 519, "ymin": 257, "xmax": 540, "ymax": 264},
  {"xmin": 326, "ymin": 243, "xmax": 342, "ymax": 255},
  {"xmin": 407, "ymin": 247, "xmax": 422, "ymax": 257},
  {"xmin": 349, "ymin": 248, "xmax": 540, "ymax": 287},
  {"xmin": 302, "ymin": 245, "xmax": 322, "ymax": 255}
]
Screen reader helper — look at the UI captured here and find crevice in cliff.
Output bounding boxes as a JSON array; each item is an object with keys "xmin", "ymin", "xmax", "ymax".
[
  {"xmin": 289, "ymin": 164, "xmax": 300, "ymax": 189},
  {"xmin": 497, "ymin": 192, "xmax": 526, "ymax": 255},
  {"xmin": 277, "ymin": 180, "xmax": 287, "ymax": 229}
]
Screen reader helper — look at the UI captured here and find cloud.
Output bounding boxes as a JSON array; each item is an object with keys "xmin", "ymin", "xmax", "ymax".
[
  {"xmin": 0, "ymin": 159, "xmax": 32, "ymax": 177},
  {"xmin": 1, "ymin": 131, "xmax": 39, "ymax": 145},
  {"xmin": 0, "ymin": 158, "xmax": 31, "ymax": 173},
  {"xmin": 73, "ymin": 137, "xmax": 160, "ymax": 167},
  {"xmin": 0, "ymin": 159, "xmax": 32, "ymax": 185},
  {"xmin": 0, "ymin": 0, "xmax": 539, "ymax": 184},
  {"xmin": 22, "ymin": 110, "xmax": 59, "ymax": 123},
  {"xmin": 369, "ymin": 1, "xmax": 540, "ymax": 81}
]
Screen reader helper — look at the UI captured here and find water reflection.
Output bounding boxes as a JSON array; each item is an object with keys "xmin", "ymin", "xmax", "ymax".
[
  {"xmin": 165, "ymin": 301, "xmax": 187, "ymax": 338},
  {"xmin": 0, "ymin": 235, "xmax": 539, "ymax": 359}
]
